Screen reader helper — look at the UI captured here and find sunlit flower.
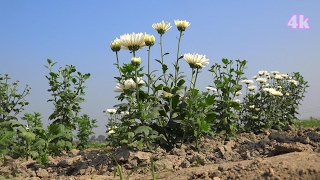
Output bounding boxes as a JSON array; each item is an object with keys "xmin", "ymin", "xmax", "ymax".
[
  {"xmin": 252, "ymin": 76, "xmax": 257, "ymax": 79},
  {"xmin": 274, "ymin": 74, "xmax": 283, "ymax": 80},
  {"xmin": 206, "ymin": 86, "xmax": 217, "ymax": 92},
  {"xmin": 277, "ymin": 86, "xmax": 282, "ymax": 89},
  {"xmin": 174, "ymin": 19, "xmax": 190, "ymax": 31},
  {"xmin": 255, "ymin": 108, "xmax": 260, "ymax": 111},
  {"xmin": 106, "ymin": 109, "xmax": 117, "ymax": 114},
  {"xmin": 271, "ymin": 71, "xmax": 279, "ymax": 75},
  {"xmin": 281, "ymin": 74, "xmax": 289, "ymax": 78},
  {"xmin": 248, "ymin": 85, "xmax": 256, "ymax": 91},
  {"xmin": 144, "ymin": 34, "xmax": 155, "ymax": 46},
  {"xmin": 131, "ymin": 57, "xmax": 142, "ymax": 66},
  {"xmin": 241, "ymin": 79, "xmax": 254, "ymax": 84},
  {"xmin": 249, "ymin": 105, "xmax": 255, "ymax": 109},
  {"xmin": 235, "ymin": 91, "xmax": 242, "ymax": 96},
  {"xmin": 119, "ymin": 32, "xmax": 146, "ymax": 51},
  {"xmin": 26, "ymin": 125, "xmax": 29, "ymax": 130},
  {"xmin": 114, "ymin": 78, "xmax": 145, "ymax": 92},
  {"xmin": 110, "ymin": 38, "xmax": 121, "ymax": 52},
  {"xmin": 108, "ymin": 130, "xmax": 115, "ymax": 135},
  {"xmin": 258, "ymin": 70, "xmax": 267, "ymax": 76},
  {"xmin": 183, "ymin": 53, "xmax": 209, "ymax": 69},
  {"xmin": 285, "ymin": 92, "xmax": 290, "ymax": 96},
  {"xmin": 265, "ymin": 88, "xmax": 283, "ymax": 96},
  {"xmin": 256, "ymin": 78, "xmax": 267, "ymax": 83},
  {"xmin": 152, "ymin": 21, "xmax": 172, "ymax": 35},
  {"xmin": 288, "ymin": 79, "xmax": 298, "ymax": 86},
  {"xmin": 262, "ymin": 83, "xmax": 270, "ymax": 88},
  {"xmin": 271, "ymin": 90, "xmax": 283, "ymax": 96}
]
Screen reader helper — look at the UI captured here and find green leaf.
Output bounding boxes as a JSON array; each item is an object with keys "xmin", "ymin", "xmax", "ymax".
[
  {"xmin": 222, "ymin": 58, "xmax": 229, "ymax": 65},
  {"xmin": 177, "ymin": 79, "xmax": 185, "ymax": 87},
  {"xmin": 134, "ymin": 126, "xmax": 152, "ymax": 136}
]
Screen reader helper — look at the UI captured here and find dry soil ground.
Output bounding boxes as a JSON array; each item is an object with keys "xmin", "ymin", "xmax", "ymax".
[{"xmin": 1, "ymin": 125, "xmax": 320, "ymax": 180}]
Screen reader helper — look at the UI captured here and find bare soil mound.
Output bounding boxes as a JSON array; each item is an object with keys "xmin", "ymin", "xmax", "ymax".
[{"xmin": 1, "ymin": 126, "xmax": 320, "ymax": 180}]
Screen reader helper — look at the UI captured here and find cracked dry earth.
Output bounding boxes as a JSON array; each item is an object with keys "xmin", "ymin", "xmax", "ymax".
[{"xmin": 1, "ymin": 126, "xmax": 320, "ymax": 180}]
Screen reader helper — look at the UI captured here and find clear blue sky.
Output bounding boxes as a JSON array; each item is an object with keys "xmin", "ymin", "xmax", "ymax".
[{"xmin": 1, "ymin": 1, "xmax": 319, "ymax": 135}]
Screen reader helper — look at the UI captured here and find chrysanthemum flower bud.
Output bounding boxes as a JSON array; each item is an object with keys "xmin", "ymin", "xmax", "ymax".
[
  {"xmin": 110, "ymin": 39, "xmax": 121, "ymax": 52},
  {"xmin": 131, "ymin": 57, "xmax": 142, "ymax": 66},
  {"xmin": 144, "ymin": 34, "xmax": 155, "ymax": 47}
]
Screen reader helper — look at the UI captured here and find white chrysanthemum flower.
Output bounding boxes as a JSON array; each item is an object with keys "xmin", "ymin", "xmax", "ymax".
[
  {"xmin": 274, "ymin": 74, "xmax": 283, "ymax": 80},
  {"xmin": 114, "ymin": 78, "xmax": 145, "ymax": 92},
  {"xmin": 277, "ymin": 86, "xmax": 282, "ymax": 89},
  {"xmin": 266, "ymin": 88, "xmax": 283, "ymax": 96},
  {"xmin": 281, "ymin": 74, "xmax": 289, "ymax": 78},
  {"xmin": 206, "ymin": 86, "xmax": 217, "ymax": 92},
  {"xmin": 241, "ymin": 79, "xmax": 254, "ymax": 84},
  {"xmin": 183, "ymin": 53, "xmax": 209, "ymax": 69},
  {"xmin": 255, "ymin": 108, "xmax": 260, "ymax": 111},
  {"xmin": 152, "ymin": 21, "xmax": 172, "ymax": 35},
  {"xmin": 252, "ymin": 76, "xmax": 258, "ymax": 79},
  {"xmin": 174, "ymin": 19, "xmax": 190, "ymax": 31},
  {"xmin": 110, "ymin": 38, "xmax": 121, "ymax": 52},
  {"xmin": 106, "ymin": 109, "xmax": 117, "ymax": 114},
  {"xmin": 285, "ymin": 92, "xmax": 290, "ymax": 96},
  {"xmin": 256, "ymin": 78, "xmax": 267, "ymax": 83},
  {"xmin": 258, "ymin": 70, "xmax": 268, "ymax": 76},
  {"xmin": 119, "ymin": 32, "xmax": 146, "ymax": 51},
  {"xmin": 271, "ymin": 71, "xmax": 279, "ymax": 75},
  {"xmin": 144, "ymin": 34, "xmax": 155, "ymax": 46},
  {"xmin": 26, "ymin": 124, "xmax": 29, "ymax": 130},
  {"xmin": 235, "ymin": 91, "xmax": 242, "ymax": 96},
  {"xmin": 262, "ymin": 83, "xmax": 270, "ymax": 88},
  {"xmin": 288, "ymin": 79, "xmax": 298, "ymax": 85},
  {"xmin": 249, "ymin": 105, "xmax": 255, "ymax": 109},
  {"xmin": 248, "ymin": 85, "xmax": 256, "ymax": 91},
  {"xmin": 108, "ymin": 130, "xmax": 115, "ymax": 135}
]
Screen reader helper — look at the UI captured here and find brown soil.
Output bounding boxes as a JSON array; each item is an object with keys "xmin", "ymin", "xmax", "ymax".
[{"xmin": 1, "ymin": 125, "xmax": 320, "ymax": 180}]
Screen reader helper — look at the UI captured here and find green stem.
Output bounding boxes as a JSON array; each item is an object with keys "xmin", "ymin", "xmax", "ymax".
[
  {"xmin": 147, "ymin": 46, "xmax": 151, "ymax": 94},
  {"xmin": 174, "ymin": 31, "xmax": 183, "ymax": 87},
  {"xmin": 193, "ymin": 68, "xmax": 199, "ymax": 90},
  {"xmin": 115, "ymin": 51, "xmax": 122, "ymax": 77},
  {"xmin": 160, "ymin": 34, "xmax": 167, "ymax": 86},
  {"xmin": 135, "ymin": 68, "xmax": 139, "ymax": 104}
]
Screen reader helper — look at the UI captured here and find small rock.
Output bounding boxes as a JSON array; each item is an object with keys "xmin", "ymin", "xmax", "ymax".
[
  {"xmin": 180, "ymin": 159, "xmax": 190, "ymax": 168},
  {"xmin": 213, "ymin": 177, "xmax": 221, "ymax": 180},
  {"xmin": 37, "ymin": 168, "xmax": 49, "ymax": 178},
  {"xmin": 218, "ymin": 164, "xmax": 227, "ymax": 171}
]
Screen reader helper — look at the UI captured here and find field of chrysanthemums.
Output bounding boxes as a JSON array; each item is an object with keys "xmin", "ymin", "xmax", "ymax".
[{"xmin": 0, "ymin": 20, "xmax": 313, "ymax": 179}]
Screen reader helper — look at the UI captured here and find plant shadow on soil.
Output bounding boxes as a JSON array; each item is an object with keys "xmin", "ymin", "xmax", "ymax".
[{"xmin": 1, "ymin": 125, "xmax": 320, "ymax": 180}]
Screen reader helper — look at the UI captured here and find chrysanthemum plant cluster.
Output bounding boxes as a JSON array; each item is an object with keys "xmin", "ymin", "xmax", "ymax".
[
  {"xmin": 238, "ymin": 71, "xmax": 309, "ymax": 133},
  {"xmin": 107, "ymin": 19, "xmax": 309, "ymax": 152},
  {"xmin": 0, "ymin": 59, "xmax": 97, "ymax": 164}
]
